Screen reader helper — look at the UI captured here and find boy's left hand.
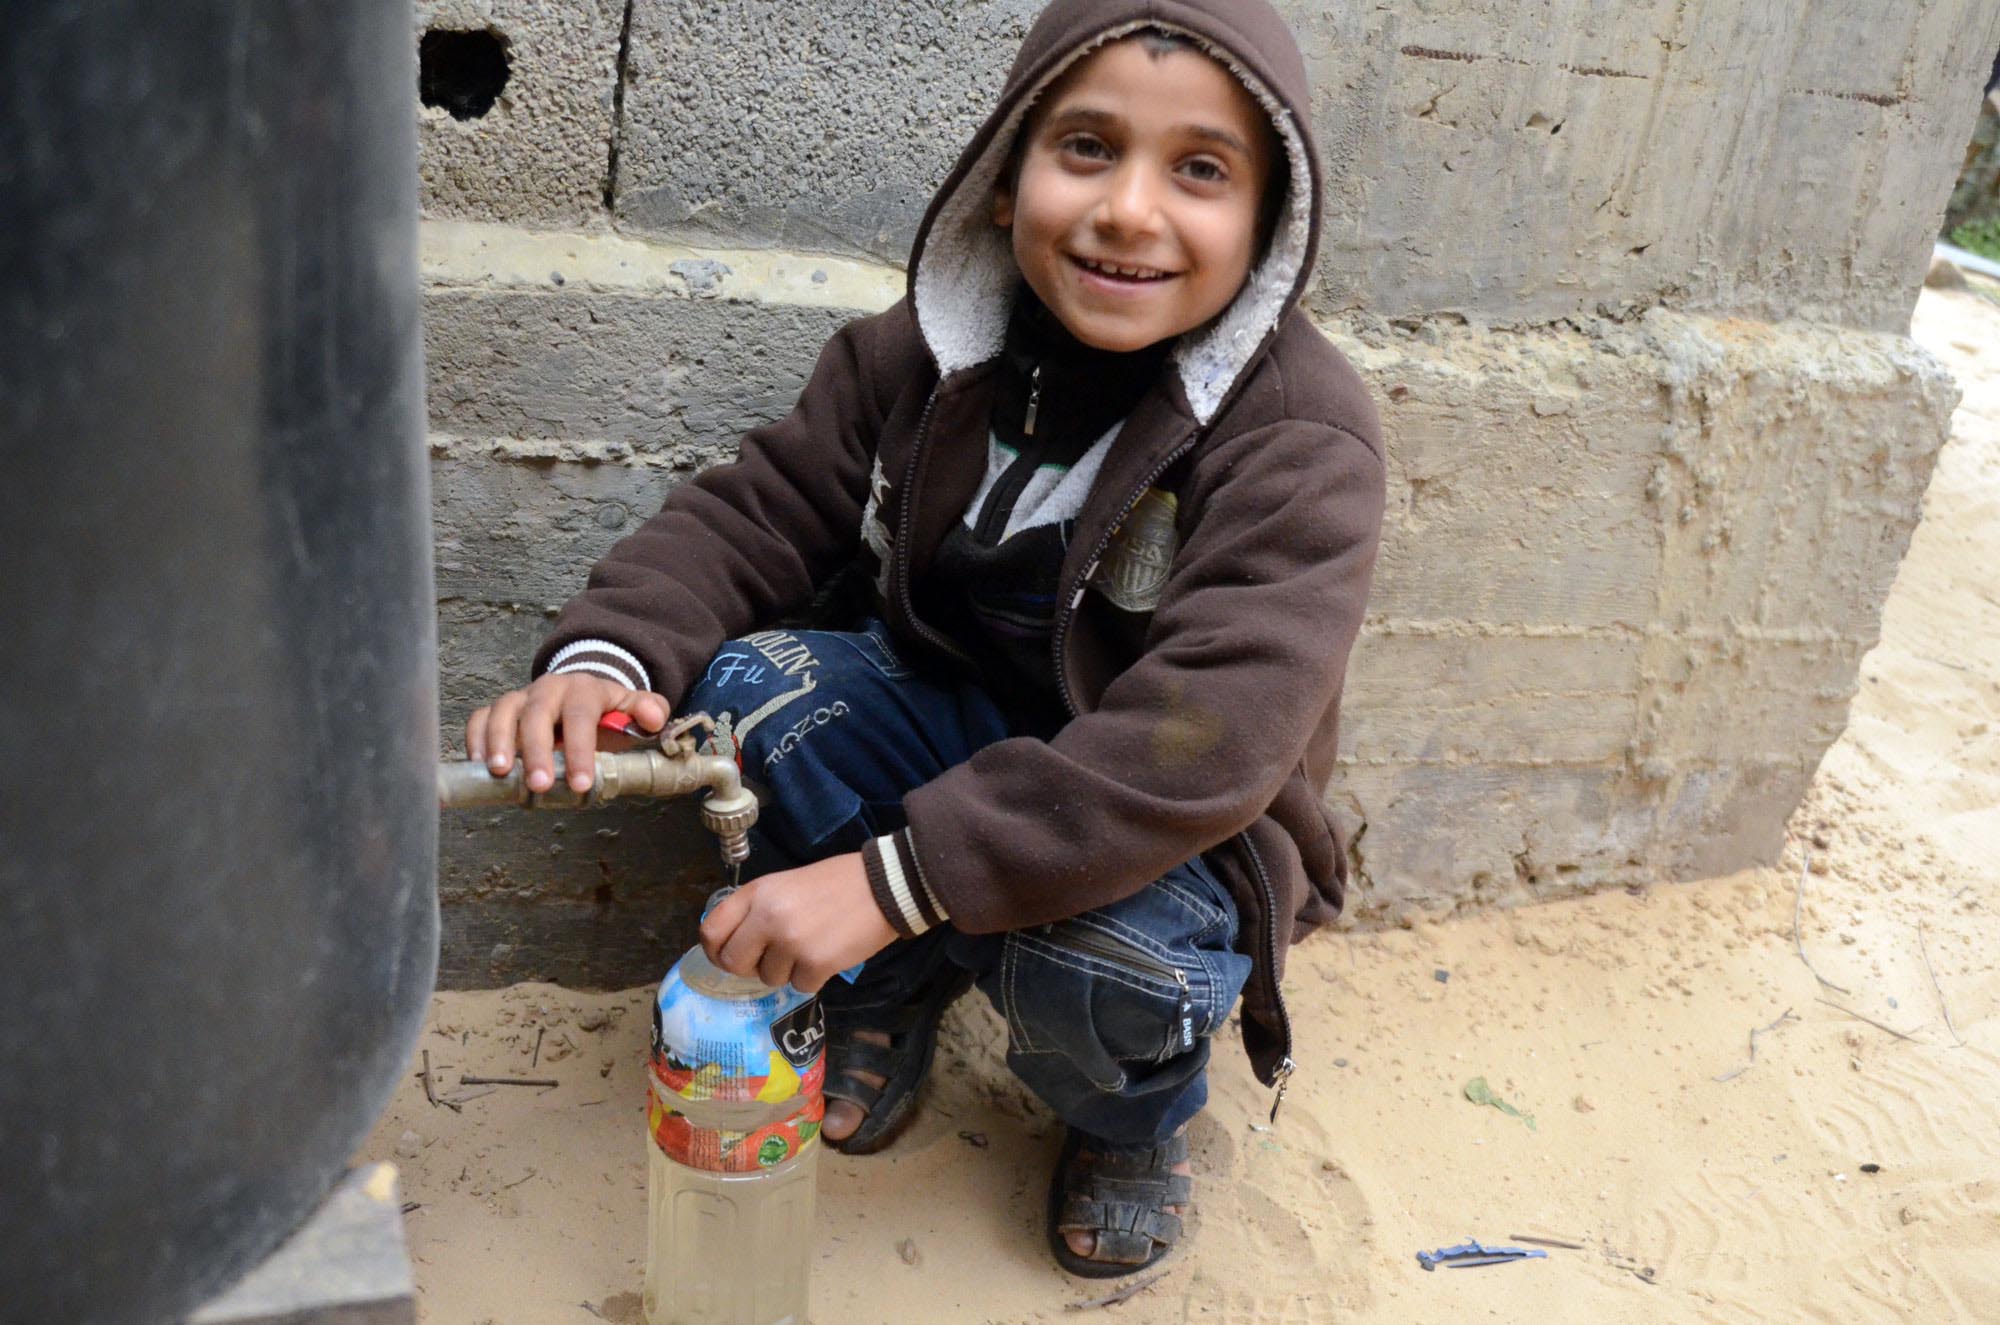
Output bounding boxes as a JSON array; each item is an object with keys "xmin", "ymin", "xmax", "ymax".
[{"xmin": 700, "ymin": 853, "xmax": 899, "ymax": 992}]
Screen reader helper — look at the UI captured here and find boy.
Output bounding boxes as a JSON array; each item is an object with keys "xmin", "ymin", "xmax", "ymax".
[{"xmin": 467, "ymin": 0, "xmax": 1383, "ymax": 1278}]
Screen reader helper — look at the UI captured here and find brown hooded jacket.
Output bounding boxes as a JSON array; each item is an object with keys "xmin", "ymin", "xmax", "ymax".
[{"xmin": 535, "ymin": 0, "xmax": 1385, "ymax": 1097}]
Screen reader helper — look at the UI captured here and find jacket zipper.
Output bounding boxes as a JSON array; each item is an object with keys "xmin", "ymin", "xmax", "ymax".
[
  {"xmin": 1048, "ymin": 429, "xmax": 1298, "ymax": 1120},
  {"xmin": 1037, "ymin": 922, "xmax": 1196, "ymax": 1055},
  {"xmin": 1049, "ymin": 431, "xmax": 1200, "ymax": 718},
  {"xmin": 1239, "ymin": 833, "xmax": 1297, "ymax": 1122},
  {"xmin": 891, "ymin": 387, "xmax": 972, "ymax": 664},
  {"xmin": 972, "ymin": 363, "xmax": 1054, "ymax": 545}
]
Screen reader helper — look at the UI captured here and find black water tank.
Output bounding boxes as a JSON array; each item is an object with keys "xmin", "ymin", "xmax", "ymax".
[{"xmin": 0, "ymin": 3, "xmax": 437, "ymax": 1322}]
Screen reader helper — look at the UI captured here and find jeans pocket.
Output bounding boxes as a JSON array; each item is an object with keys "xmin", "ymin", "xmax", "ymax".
[
  {"xmin": 1158, "ymin": 860, "xmax": 1238, "ymax": 949},
  {"xmin": 845, "ymin": 619, "xmax": 914, "ymax": 680},
  {"xmin": 1005, "ymin": 922, "xmax": 1198, "ymax": 1082}
]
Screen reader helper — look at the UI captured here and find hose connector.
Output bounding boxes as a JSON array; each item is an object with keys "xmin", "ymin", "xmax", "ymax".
[{"xmin": 699, "ymin": 789, "xmax": 758, "ymax": 867}]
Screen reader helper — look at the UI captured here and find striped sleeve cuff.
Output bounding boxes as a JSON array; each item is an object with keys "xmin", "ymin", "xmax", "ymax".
[
  {"xmin": 543, "ymin": 639, "xmax": 651, "ymax": 693},
  {"xmin": 861, "ymin": 829, "xmax": 947, "ymax": 938}
]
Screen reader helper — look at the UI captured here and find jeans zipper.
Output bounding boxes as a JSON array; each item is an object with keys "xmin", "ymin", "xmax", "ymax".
[{"xmin": 1037, "ymin": 921, "xmax": 1196, "ymax": 1055}]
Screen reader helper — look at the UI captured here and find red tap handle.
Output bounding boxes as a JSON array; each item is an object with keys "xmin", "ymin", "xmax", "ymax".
[{"xmin": 598, "ymin": 712, "xmax": 643, "ymax": 740}]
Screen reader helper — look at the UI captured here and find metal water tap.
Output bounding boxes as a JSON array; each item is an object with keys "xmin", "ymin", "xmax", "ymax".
[{"xmin": 435, "ymin": 713, "xmax": 757, "ymax": 868}]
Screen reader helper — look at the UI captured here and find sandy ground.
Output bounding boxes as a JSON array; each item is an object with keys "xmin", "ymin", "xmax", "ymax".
[{"xmin": 362, "ymin": 287, "xmax": 2000, "ymax": 1324}]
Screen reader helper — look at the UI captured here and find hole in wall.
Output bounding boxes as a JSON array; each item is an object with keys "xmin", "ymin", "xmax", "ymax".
[{"xmin": 420, "ymin": 28, "xmax": 511, "ymax": 120}]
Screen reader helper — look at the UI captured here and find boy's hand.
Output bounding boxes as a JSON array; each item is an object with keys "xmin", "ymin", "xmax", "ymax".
[
  {"xmin": 465, "ymin": 674, "xmax": 671, "ymax": 795},
  {"xmin": 700, "ymin": 854, "xmax": 899, "ymax": 993}
]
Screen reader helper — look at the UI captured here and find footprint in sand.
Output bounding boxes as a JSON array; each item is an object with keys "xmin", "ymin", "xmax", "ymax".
[
  {"xmin": 1800, "ymin": 1049, "xmax": 2000, "ymax": 1165},
  {"xmin": 1184, "ymin": 1105, "xmax": 1376, "ymax": 1315},
  {"xmin": 594, "ymin": 1291, "xmax": 644, "ymax": 1324}
]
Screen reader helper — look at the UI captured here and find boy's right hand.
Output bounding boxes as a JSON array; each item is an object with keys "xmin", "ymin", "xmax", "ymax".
[{"xmin": 465, "ymin": 674, "xmax": 672, "ymax": 795}]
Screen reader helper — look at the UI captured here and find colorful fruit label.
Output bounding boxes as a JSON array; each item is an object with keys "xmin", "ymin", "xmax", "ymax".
[{"xmin": 648, "ymin": 966, "xmax": 826, "ymax": 1173}]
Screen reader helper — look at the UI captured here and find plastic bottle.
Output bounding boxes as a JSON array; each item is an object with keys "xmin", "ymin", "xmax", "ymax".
[{"xmin": 643, "ymin": 942, "xmax": 825, "ymax": 1325}]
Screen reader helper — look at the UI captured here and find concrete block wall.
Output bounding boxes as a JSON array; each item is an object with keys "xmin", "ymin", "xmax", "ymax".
[{"xmin": 416, "ymin": 0, "xmax": 1994, "ymax": 985}]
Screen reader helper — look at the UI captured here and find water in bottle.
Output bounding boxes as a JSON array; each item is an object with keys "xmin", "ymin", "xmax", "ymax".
[{"xmin": 643, "ymin": 943, "xmax": 825, "ymax": 1325}]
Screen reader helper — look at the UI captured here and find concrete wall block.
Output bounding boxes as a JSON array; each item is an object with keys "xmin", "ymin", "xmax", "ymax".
[
  {"xmin": 1332, "ymin": 746, "xmax": 1812, "ymax": 924},
  {"xmin": 437, "ymin": 795, "xmax": 717, "ymax": 908},
  {"xmin": 425, "ymin": 1, "xmax": 2000, "ymax": 325},
  {"xmin": 436, "ymin": 799, "xmax": 722, "ymax": 988},
  {"xmin": 1639, "ymin": 314, "xmax": 1957, "ymax": 635},
  {"xmin": 416, "ymin": 0, "xmax": 625, "ymax": 225},
  {"xmin": 1333, "ymin": 740, "xmax": 1824, "ymax": 918},
  {"xmin": 1351, "ymin": 310, "xmax": 1955, "ymax": 636},
  {"xmin": 1299, "ymin": 0, "xmax": 2000, "ymax": 329},
  {"xmin": 432, "ymin": 453, "xmax": 682, "ymax": 608},
  {"xmin": 1349, "ymin": 630, "xmax": 1645, "ymax": 704},
  {"xmin": 438, "ymin": 598, "xmax": 559, "ymax": 736},
  {"xmin": 1370, "ymin": 432, "xmax": 1663, "ymax": 629},
  {"xmin": 439, "ymin": 893, "xmax": 702, "ymax": 989},
  {"xmin": 424, "ymin": 288, "xmax": 853, "ymax": 453},
  {"xmin": 1635, "ymin": 637, "xmax": 1867, "ymax": 768},
  {"xmin": 1334, "ymin": 761, "xmax": 1659, "ymax": 919},
  {"xmin": 1652, "ymin": 757, "xmax": 1811, "ymax": 878},
  {"xmin": 1351, "ymin": 316, "xmax": 1673, "ymax": 628},
  {"xmin": 1307, "ymin": 1, "xmax": 1685, "ymax": 324},
  {"xmin": 1342, "ymin": 690, "xmax": 1636, "ymax": 764},
  {"xmin": 1341, "ymin": 632, "xmax": 1642, "ymax": 763},
  {"xmin": 613, "ymin": 0, "xmax": 1039, "ymax": 260}
]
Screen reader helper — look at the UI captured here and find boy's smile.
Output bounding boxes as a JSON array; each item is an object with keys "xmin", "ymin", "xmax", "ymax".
[{"xmin": 993, "ymin": 36, "xmax": 1275, "ymax": 354}]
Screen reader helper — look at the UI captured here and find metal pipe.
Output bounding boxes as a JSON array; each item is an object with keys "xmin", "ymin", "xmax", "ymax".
[{"xmin": 438, "ymin": 742, "xmax": 759, "ymax": 866}]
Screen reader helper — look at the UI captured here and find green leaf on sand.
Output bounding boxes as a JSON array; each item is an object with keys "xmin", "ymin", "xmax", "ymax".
[{"xmin": 1464, "ymin": 1076, "xmax": 1537, "ymax": 1130}]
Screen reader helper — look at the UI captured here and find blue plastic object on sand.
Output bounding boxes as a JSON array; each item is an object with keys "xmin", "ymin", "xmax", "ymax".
[{"xmin": 1417, "ymin": 1239, "xmax": 1550, "ymax": 1271}]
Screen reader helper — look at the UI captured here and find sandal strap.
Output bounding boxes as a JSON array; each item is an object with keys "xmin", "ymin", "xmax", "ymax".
[
  {"xmin": 821, "ymin": 1073, "xmax": 886, "ymax": 1111},
  {"xmin": 1078, "ymin": 1142, "xmax": 1187, "ymax": 1179},
  {"xmin": 824, "ymin": 1039, "xmax": 900, "ymax": 1079},
  {"xmin": 1087, "ymin": 1228, "xmax": 1165, "ymax": 1266},
  {"xmin": 1057, "ymin": 1196, "xmax": 1184, "ymax": 1242},
  {"xmin": 1075, "ymin": 1172, "xmax": 1193, "ymax": 1206}
]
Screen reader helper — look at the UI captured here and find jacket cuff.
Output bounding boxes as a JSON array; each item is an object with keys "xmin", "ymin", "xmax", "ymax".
[
  {"xmin": 542, "ymin": 639, "xmax": 651, "ymax": 693},
  {"xmin": 861, "ymin": 829, "xmax": 947, "ymax": 938}
]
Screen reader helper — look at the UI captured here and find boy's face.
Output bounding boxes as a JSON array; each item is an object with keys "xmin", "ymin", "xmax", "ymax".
[{"xmin": 993, "ymin": 38, "xmax": 1275, "ymax": 354}]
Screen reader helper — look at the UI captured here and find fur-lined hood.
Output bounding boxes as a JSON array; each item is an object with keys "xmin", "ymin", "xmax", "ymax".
[{"xmin": 907, "ymin": 0, "xmax": 1323, "ymax": 427}]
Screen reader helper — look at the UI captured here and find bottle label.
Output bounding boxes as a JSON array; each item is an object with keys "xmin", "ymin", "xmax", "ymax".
[
  {"xmin": 771, "ymin": 1000, "xmax": 826, "ymax": 1070},
  {"xmin": 649, "ymin": 962, "xmax": 827, "ymax": 1172},
  {"xmin": 648, "ymin": 1052, "xmax": 825, "ymax": 1172}
]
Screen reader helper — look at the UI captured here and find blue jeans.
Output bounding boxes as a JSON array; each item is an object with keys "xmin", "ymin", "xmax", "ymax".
[{"xmin": 682, "ymin": 622, "xmax": 1252, "ymax": 1144}]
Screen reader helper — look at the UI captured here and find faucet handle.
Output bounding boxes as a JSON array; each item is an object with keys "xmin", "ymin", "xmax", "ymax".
[
  {"xmin": 596, "ymin": 710, "xmax": 655, "ymax": 746},
  {"xmin": 597, "ymin": 710, "xmax": 717, "ymax": 755},
  {"xmin": 662, "ymin": 713, "xmax": 717, "ymax": 751}
]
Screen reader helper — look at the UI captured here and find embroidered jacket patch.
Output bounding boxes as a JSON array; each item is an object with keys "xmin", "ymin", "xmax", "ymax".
[{"xmin": 1091, "ymin": 488, "xmax": 1179, "ymax": 613}]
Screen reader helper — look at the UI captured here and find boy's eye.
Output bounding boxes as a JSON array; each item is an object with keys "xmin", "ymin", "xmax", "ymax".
[
  {"xmin": 1179, "ymin": 157, "xmax": 1229, "ymax": 185},
  {"xmin": 1057, "ymin": 133, "xmax": 1114, "ymax": 162}
]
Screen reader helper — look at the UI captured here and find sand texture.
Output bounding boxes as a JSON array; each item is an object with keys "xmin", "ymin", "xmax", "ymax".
[{"xmin": 363, "ymin": 287, "xmax": 2000, "ymax": 1322}]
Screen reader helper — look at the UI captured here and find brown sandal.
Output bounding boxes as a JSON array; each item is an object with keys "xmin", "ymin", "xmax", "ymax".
[
  {"xmin": 820, "ymin": 967, "xmax": 972, "ymax": 1155},
  {"xmin": 1046, "ymin": 1126, "xmax": 1191, "ymax": 1277}
]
